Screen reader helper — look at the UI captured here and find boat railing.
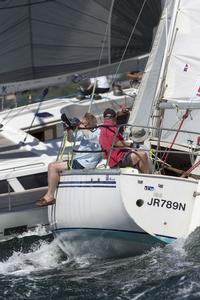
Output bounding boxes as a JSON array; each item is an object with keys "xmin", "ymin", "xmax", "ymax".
[
  {"xmin": 0, "ymin": 162, "xmax": 47, "ymax": 175},
  {"xmin": 62, "ymin": 123, "xmax": 200, "ymax": 176},
  {"xmin": 104, "ymin": 123, "xmax": 200, "ymax": 176}
]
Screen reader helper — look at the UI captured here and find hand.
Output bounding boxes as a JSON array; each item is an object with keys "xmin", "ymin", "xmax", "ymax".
[{"xmin": 129, "ymin": 142, "xmax": 133, "ymax": 147}]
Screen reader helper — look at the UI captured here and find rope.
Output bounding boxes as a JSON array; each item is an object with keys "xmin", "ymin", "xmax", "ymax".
[
  {"xmin": 23, "ymin": 88, "xmax": 48, "ymax": 143},
  {"xmin": 111, "ymin": 0, "xmax": 148, "ymax": 86},
  {"xmin": 94, "ymin": 23, "xmax": 109, "ymax": 79},
  {"xmin": 68, "ymin": 128, "xmax": 79, "ymax": 170},
  {"xmin": 181, "ymin": 159, "xmax": 200, "ymax": 178},
  {"xmin": 56, "ymin": 131, "xmax": 68, "ymax": 161},
  {"xmin": 87, "ymin": 0, "xmax": 147, "ymax": 115},
  {"xmin": 0, "ymin": 104, "xmax": 29, "ymax": 127},
  {"xmin": 161, "ymin": 109, "xmax": 189, "ymax": 165},
  {"xmin": 0, "ymin": 89, "xmax": 47, "ymax": 130}
]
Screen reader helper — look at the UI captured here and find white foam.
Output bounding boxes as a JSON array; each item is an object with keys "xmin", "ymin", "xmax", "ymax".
[
  {"xmin": 17, "ymin": 224, "xmax": 51, "ymax": 238},
  {"xmin": 0, "ymin": 239, "xmax": 66, "ymax": 276},
  {"xmin": 0, "ymin": 225, "xmax": 51, "ymax": 243}
]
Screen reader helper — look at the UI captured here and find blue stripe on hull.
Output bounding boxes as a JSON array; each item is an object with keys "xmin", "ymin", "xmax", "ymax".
[
  {"xmin": 58, "ymin": 185, "xmax": 116, "ymax": 188},
  {"xmin": 59, "ymin": 181, "xmax": 116, "ymax": 184},
  {"xmin": 59, "ymin": 181, "xmax": 116, "ymax": 188}
]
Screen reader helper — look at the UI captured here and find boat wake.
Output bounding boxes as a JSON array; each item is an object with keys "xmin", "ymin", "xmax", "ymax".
[
  {"xmin": 0, "ymin": 237, "xmax": 65, "ymax": 276},
  {"xmin": 0, "ymin": 226, "xmax": 94, "ymax": 277},
  {"xmin": 0, "ymin": 228, "xmax": 200, "ymax": 299}
]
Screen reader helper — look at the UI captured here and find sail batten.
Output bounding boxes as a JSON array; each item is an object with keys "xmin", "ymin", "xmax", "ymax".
[{"xmin": 0, "ymin": 0, "xmax": 162, "ymax": 92}]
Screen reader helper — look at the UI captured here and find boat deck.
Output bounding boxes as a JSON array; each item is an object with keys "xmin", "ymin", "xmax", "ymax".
[{"xmin": 0, "ymin": 133, "xmax": 37, "ymax": 161}]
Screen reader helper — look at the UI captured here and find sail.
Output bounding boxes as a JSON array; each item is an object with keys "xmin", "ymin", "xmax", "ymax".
[
  {"xmin": 159, "ymin": 0, "xmax": 200, "ymax": 146},
  {"xmin": 129, "ymin": 0, "xmax": 176, "ymax": 127},
  {"xmin": 0, "ymin": 0, "xmax": 162, "ymax": 93},
  {"xmin": 129, "ymin": 0, "xmax": 200, "ymax": 147},
  {"xmin": 163, "ymin": 0, "xmax": 200, "ymax": 103}
]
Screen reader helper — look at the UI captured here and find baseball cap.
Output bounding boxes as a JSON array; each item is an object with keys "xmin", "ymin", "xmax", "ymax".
[{"xmin": 103, "ymin": 108, "xmax": 116, "ymax": 118}]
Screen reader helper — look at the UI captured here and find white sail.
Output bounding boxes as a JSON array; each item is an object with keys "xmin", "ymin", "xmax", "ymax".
[
  {"xmin": 129, "ymin": 0, "xmax": 175, "ymax": 127},
  {"xmin": 159, "ymin": 0, "xmax": 200, "ymax": 146},
  {"xmin": 163, "ymin": 0, "xmax": 200, "ymax": 102},
  {"xmin": 130, "ymin": 0, "xmax": 200, "ymax": 146}
]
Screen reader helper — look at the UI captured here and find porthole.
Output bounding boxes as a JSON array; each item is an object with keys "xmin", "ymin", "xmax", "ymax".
[{"xmin": 136, "ymin": 199, "xmax": 144, "ymax": 207}]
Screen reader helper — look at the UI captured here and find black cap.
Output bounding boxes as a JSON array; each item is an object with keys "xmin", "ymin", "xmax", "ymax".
[{"xmin": 103, "ymin": 108, "xmax": 116, "ymax": 118}]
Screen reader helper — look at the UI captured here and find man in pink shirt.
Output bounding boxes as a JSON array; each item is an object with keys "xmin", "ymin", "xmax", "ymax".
[{"xmin": 99, "ymin": 108, "xmax": 150, "ymax": 173}]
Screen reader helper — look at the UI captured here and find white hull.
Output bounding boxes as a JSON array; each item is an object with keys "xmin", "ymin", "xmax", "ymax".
[
  {"xmin": 48, "ymin": 168, "xmax": 200, "ymax": 258},
  {"xmin": 0, "ymin": 124, "xmax": 58, "ymax": 240},
  {"xmin": 0, "ymin": 87, "xmax": 136, "ymax": 241},
  {"xmin": 0, "ymin": 185, "xmax": 50, "ymax": 240}
]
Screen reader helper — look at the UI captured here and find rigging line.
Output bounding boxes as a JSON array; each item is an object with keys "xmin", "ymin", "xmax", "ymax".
[
  {"xmin": 181, "ymin": 159, "xmax": 200, "ymax": 178},
  {"xmin": 1, "ymin": 90, "xmax": 41, "ymax": 127},
  {"xmin": 94, "ymin": 0, "xmax": 113, "ymax": 77},
  {"xmin": 153, "ymin": 0, "xmax": 180, "ymax": 112},
  {"xmin": 23, "ymin": 88, "xmax": 49, "ymax": 143},
  {"xmin": 161, "ymin": 109, "xmax": 189, "ymax": 164},
  {"xmin": 111, "ymin": 0, "xmax": 148, "ymax": 86},
  {"xmin": 28, "ymin": 0, "xmax": 35, "ymax": 80},
  {"xmin": 88, "ymin": 4, "xmax": 110, "ymax": 113},
  {"xmin": 0, "ymin": 104, "xmax": 29, "ymax": 127},
  {"xmin": 95, "ymin": 21, "xmax": 109, "ymax": 78}
]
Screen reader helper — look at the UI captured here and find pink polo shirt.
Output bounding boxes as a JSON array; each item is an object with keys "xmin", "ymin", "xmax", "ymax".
[{"xmin": 99, "ymin": 119, "xmax": 125, "ymax": 168}]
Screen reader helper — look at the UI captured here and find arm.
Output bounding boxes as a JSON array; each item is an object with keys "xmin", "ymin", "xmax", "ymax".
[
  {"xmin": 111, "ymin": 129, "xmax": 132, "ymax": 148},
  {"xmin": 86, "ymin": 78, "xmax": 95, "ymax": 90},
  {"xmin": 86, "ymin": 83, "xmax": 94, "ymax": 90},
  {"xmin": 66, "ymin": 128, "xmax": 74, "ymax": 142},
  {"xmin": 115, "ymin": 139, "xmax": 132, "ymax": 148},
  {"xmin": 66, "ymin": 126, "xmax": 86, "ymax": 143}
]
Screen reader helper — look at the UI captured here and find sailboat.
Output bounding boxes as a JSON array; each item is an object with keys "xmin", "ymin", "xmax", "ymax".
[
  {"xmin": 49, "ymin": 0, "xmax": 200, "ymax": 259},
  {"xmin": 0, "ymin": 0, "xmax": 161, "ymax": 240}
]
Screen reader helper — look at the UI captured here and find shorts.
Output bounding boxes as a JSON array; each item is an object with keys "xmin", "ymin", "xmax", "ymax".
[{"xmin": 117, "ymin": 151, "xmax": 135, "ymax": 168}]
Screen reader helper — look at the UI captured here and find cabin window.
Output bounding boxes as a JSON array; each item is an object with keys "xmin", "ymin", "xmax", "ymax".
[
  {"xmin": 44, "ymin": 127, "xmax": 54, "ymax": 140},
  {"xmin": 18, "ymin": 172, "xmax": 47, "ymax": 189},
  {"xmin": 30, "ymin": 125, "xmax": 59, "ymax": 141},
  {"xmin": 0, "ymin": 180, "xmax": 14, "ymax": 194},
  {"xmin": 32, "ymin": 131, "xmax": 45, "ymax": 141}
]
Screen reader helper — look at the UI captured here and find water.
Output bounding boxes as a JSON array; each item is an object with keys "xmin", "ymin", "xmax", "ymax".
[{"xmin": 1, "ymin": 227, "xmax": 200, "ymax": 299}]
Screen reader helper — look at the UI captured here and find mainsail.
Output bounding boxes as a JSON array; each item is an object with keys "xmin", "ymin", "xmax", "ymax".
[
  {"xmin": 0, "ymin": 0, "xmax": 162, "ymax": 93},
  {"xmin": 129, "ymin": 0, "xmax": 176, "ymax": 127}
]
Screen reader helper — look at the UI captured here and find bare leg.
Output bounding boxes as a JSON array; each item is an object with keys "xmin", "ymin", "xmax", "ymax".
[
  {"xmin": 129, "ymin": 151, "xmax": 150, "ymax": 174},
  {"xmin": 137, "ymin": 151, "xmax": 150, "ymax": 173},
  {"xmin": 43, "ymin": 161, "xmax": 67, "ymax": 202}
]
